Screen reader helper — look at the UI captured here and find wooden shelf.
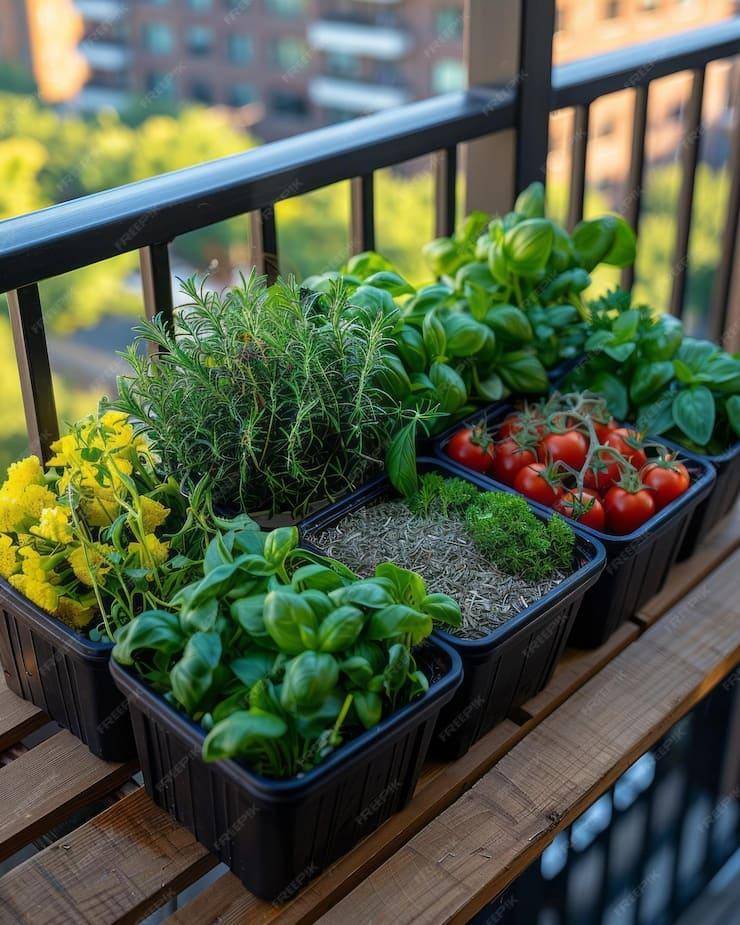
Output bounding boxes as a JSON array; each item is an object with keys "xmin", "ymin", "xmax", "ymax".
[{"xmin": 0, "ymin": 510, "xmax": 737, "ymax": 925}]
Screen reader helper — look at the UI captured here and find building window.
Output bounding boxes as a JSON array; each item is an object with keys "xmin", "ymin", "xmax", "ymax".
[
  {"xmin": 228, "ymin": 34, "xmax": 253, "ymax": 64},
  {"xmin": 265, "ymin": 0, "xmax": 305, "ymax": 17},
  {"xmin": 431, "ymin": 58, "xmax": 465, "ymax": 94},
  {"xmin": 187, "ymin": 25, "xmax": 214, "ymax": 56},
  {"xmin": 435, "ymin": 8, "xmax": 463, "ymax": 41},
  {"xmin": 230, "ymin": 83, "xmax": 257, "ymax": 106},
  {"xmin": 325, "ymin": 51, "xmax": 361, "ymax": 79},
  {"xmin": 145, "ymin": 70, "xmax": 176, "ymax": 97},
  {"xmin": 190, "ymin": 79, "xmax": 213, "ymax": 103},
  {"xmin": 605, "ymin": 0, "xmax": 620, "ymax": 18},
  {"xmin": 270, "ymin": 89, "xmax": 308, "ymax": 117},
  {"xmin": 270, "ymin": 36, "xmax": 308, "ymax": 71},
  {"xmin": 142, "ymin": 22, "xmax": 174, "ymax": 55}
]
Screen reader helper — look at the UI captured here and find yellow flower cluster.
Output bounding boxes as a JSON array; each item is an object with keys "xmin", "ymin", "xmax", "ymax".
[
  {"xmin": 0, "ymin": 410, "xmax": 178, "ymax": 634},
  {"xmin": 0, "ymin": 456, "xmax": 56, "ymax": 534}
]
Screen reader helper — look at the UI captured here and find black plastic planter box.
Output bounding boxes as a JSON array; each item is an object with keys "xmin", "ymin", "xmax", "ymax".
[
  {"xmin": 110, "ymin": 638, "xmax": 461, "ymax": 901},
  {"xmin": 0, "ymin": 579, "xmax": 135, "ymax": 761},
  {"xmin": 299, "ymin": 459, "xmax": 606, "ymax": 760},
  {"xmin": 675, "ymin": 440, "xmax": 740, "ymax": 561},
  {"xmin": 435, "ymin": 406, "xmax": 716, "ymax": 649}
]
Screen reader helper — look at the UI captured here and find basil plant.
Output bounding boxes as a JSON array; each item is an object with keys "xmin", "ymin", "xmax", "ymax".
[{"xmin": 113, "ymin": 519, "xmax": 461, "ymax": 778}]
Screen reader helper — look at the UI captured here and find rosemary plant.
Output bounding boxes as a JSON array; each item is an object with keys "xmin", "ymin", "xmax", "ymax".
[{"xmin": 115, "ymin": 274, "xmax": 410, "ymax": 517}]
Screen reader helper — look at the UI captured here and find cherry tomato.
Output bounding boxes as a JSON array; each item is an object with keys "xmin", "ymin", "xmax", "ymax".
[
  {"xmin": 489, "ymin": 439, "xmax": 537, "ymax": 485},
  {"xmin": 446, "ymin": 426, "xmax": 495, "ymax": 474},
  {"xmin": 641, "ymin": 459, "xmax": 690, "ymax": 510},
  {"xmin": 557, "ymin": 489, "xmax": 606, "ymax": 531},
  {"xmin": 603, "ymin": 485, "xmax": 655, "ymax": 535},
  {"xmin": 583, "ymin": 450, "xmax": 622, "ymax": 493},
  {"xmin": 539, "ymin": 430, "xmax": 589, "ymax": 470},
  {"xmin": 593, "ymin": 417, "xmax": 618, "ymax": 443},
  {"xmin": 498, "ymin": 411, "xmax": 546, "ymax": 441},
  {"xmin": 513, "ymin": 463, "xmax": 562, "ymax": 507},
  {"xmin": 606, "ymin": 429, "xmax": 648, "ymax": 470}
]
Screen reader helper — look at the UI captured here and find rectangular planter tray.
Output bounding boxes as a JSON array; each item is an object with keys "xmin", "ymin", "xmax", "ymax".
[
  {"xmin": 299, "ymin": 458, "xmax": 606, "ymax": 760},
  {"xmin": 110, "ymin": 637, "xmax": 461, "ymax": 902},
  {"xmin": 0, "ymin": 578, "xmax": 135, "ymax": 761},
  {"xmin": 434, "ymin": 405, "xmax": 716, "ymax": 649},
  {"xmin": 675, "ymin": 439, "xmax": 740, "ymax": 560}
]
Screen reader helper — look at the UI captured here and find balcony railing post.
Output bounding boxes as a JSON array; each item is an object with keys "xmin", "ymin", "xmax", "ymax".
[
  {"xmin": 515, "ymin": 0, "xmax": 555, "ymax": 193},
  {"xmin": 139, "ymin": 242, "xmax": 174, "ymax": 353},
  {"xmin": 463, "ymin": 0, "xmax": 521, "ymax": 215},
  {"xmin": 250, "ymin": 207, "xmax": 279, "ymax": 284},
  {"xmin": 7, "ymin": 285, "xmax": 59, "ymax": 462},
  {"xmin": 350, "ymin": 174, "xmax": 375, "ymax": 254}
]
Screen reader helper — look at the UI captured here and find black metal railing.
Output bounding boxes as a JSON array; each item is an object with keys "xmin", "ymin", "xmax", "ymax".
[
  {"xmin": 471, "ymin": 672, "xmax": 740, "ymax": 925},
  {"xmin": 0, "ymin": 13, "xmax": 738, "ymax": 465}
]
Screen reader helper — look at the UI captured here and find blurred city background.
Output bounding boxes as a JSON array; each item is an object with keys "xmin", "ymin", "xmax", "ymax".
[{"xmin": 0, "ymin": 0, "xmax": 738, "ymax": 471}]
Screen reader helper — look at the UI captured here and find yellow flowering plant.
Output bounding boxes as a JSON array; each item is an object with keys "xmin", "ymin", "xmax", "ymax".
[{"xmin": 0, "ymin": 410, "xmax": 228, "ymax": 641}]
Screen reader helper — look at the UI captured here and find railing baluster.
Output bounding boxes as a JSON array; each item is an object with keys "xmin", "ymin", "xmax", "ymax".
[
  {"xmin": 669, "ymin": 67, "xmax": 705, "ymax": 319},
  {"xmin": 250, "ymin": 207, "xmax": 279, "ymax": 284},
  {"xmin": 350, "ymin": 174, "xmax": 375, "ymax": 254},
  {"xmin": 622, "ymin": 84, "xmax": 650, "ymax": 293},
  {"xmin": 709, "ymin": 69, "xmax": 740, "ymax": 348},
  {"xmin": 516, "ymin": 0, "xmax": 556, "ymax": 192},
  {"xmin": 7, "ymin": 284, "xmax": 59, "ymax": 462},
  {"xmin": 434, "ymin": 146, "xmax": 457, "ymax": 238},
  {"xmin": 139, "ymin": 243, "xmax": 174, "ymax": 353},
  {"xmin": 567, "ymin": 105, "xmax": 590, "ymax": 230}
]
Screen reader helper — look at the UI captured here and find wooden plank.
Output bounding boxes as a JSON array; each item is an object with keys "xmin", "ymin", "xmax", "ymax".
[
  {"xmin": 517, "ymin": 621, "xmax": 639, "ymax": 719},
  {"xmin": 636, "ymin": 504, "xmax": 740, "ymax": 626},
  {"xmin": 165, "ymin": 627, "xmax": 643, "ymax": 923},
  {"xmin": 0, "ymin": 688, "xmax": 46, "ymax": 752},
  {"xmin": 0, "ymin": 730, "xmax": 136, "ymax": 862},
  {"xmin": 322, "ymin": 551, "xmax": 740, "ymax": 925},
  {"xmin": 0, "ymin": 788, "xmax": 215, "ymax": 925}
]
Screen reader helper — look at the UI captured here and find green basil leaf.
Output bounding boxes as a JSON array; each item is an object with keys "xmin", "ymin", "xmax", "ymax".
[
  {"xmin": 367, "ymin": 604, "xmax": 432, "ymax": 645},
  {"xmin": 487, "ymin": 241, "xmax": 511, "ymax": 285},
  {"xmin": 572, "ymin": 216, "xmax": 616, "ymax": 271},
  {"xmin": 179, "ymin": 597, "xmax": 219, "ymax": 635},
  {"xmin": 263, "ymin": 527, "xmax": 298, "ymax": 568},
  {"xmin": 422, "ymin": 309, "xmax": 447, "ymax": 359},
  {"xmin": 676, "ymin": 338, "xmax": 718, "ymax": 373},
  {"xmin": 281, "ymin": 651, "xmax": 339, "ymax": 711},
  {"xmin": 375, "ymin": 561, "xmax": 427, "ymax": 609},
  {"xmin": 422, "ymin": 592, "xmax": 462, "ymax": 627},
  {"xmin": 430, "ymin": 362, "xmax": 467, "ymax": 412},
  {"xmin": 112, "ymin": 610, "xmax": 184, "ymax": 665},
  {"xmin": 603, "ymin": 342, "xmax": 636, "ymax": 363},
  {"xmin": 263, "ymin": 589, "xmax": 318, "ymax": 654},
  {"xmin": 630, "ymin": 361, "xmax": 675, "ymax": 405},
  {"xmin": 484, "ymin": 304, "xmax": 532, "ymax": 343},
  {"xmin": 474, "ymin": 370, "xmax": 505, "ymax": 402},
  {"xmin": 170, "ymin": 632, "xmax": 222, "ymax": 714},
  {"xmin": 589, "ymin": 370, "xmax": 629, "ymax": 420},
  {"xmin": 497, "ymin": 351, "xmax": 549, "ymax": 394},
  {"xmin": 726, "ymin": 395, "xmax": 740, "ymax": 437},
  {"xmin": 339, "ymin": 655, "xmax": 374, "ymax": 687},
  {"xmin": 364, "ymin": 270, "xmax": 415, "ymax": 296},
  {"xmin": 346, "ymin": 250, "xmax": 397, "ymax": 278},
  {"xmin": 636, "ymin": 393, "xmax": 675, "ymax": 436},
  {"xmin": 612, "ymin": 309, "xmax": 641, "ymax": 342},
  {"xmin": 504, "ymin": 218, "xmax": 554, "ymax": 276},
  {"xmin": 422, "ymin": 237, "xmax": 469, "ymax": 277},
  {"xmin": 353, "ymin": 690, "xmax": 383, "ymax": 730},
  {"xmin": 202, "ymin": 710, "xmax": 287, "ymax": 762},
  {"xmin": 442, "ymin": 314, "xmax": 489, "ymax": 356},
  {"xmin": 291, "ymin": 563, "xmax": 345, "ymax": 593},
  {"xmin": 641, "ymin": 315, "xmax": 683, "ymax": 361},
  {"xmin": 672, "ymin": 386, "xmax": 715, "ymax": 445},
  {"xmin": 545, "ymin": 304, "xmax": 580, "ymax": 328},
  {"xmin": 395, "ymin": 326, "xmax": 427, "ymax": 373},
  {"xmin": 317, "ymin": 605, "xmax": 366, "ymax": 653},
  {"xmin": 329, "ymin": 579, "xmax": 395, "ymax": 610},
  {"xmin": 384, "ymin": 643, "xmax": 411, "ymax": 695},
  {"xmin": 602, "ymin": 215, "xmax": 636, "ymax": 267},
  {"xmin": 230, "ymin": 651, "xmax": 276, "ymax": 689},
  {"xmin": 230, "ymin": 593, "xmax": 272, "ymax": 643},
  {"xmin": 386, "ymin": 419, "xmax": 419, "ymax": 497},
  {"xmin": 514, "ymin": 181, "xmax": 545, "ymax": 219}
]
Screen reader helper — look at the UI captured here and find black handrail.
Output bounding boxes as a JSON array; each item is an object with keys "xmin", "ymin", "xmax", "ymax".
[
  {"xmin": 0, "ymin": 20, "xmax": 737, "ymax": 295},
  {"xmin": 0, "ymin": 88, "xmax": 516, "ymax": 293}
]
